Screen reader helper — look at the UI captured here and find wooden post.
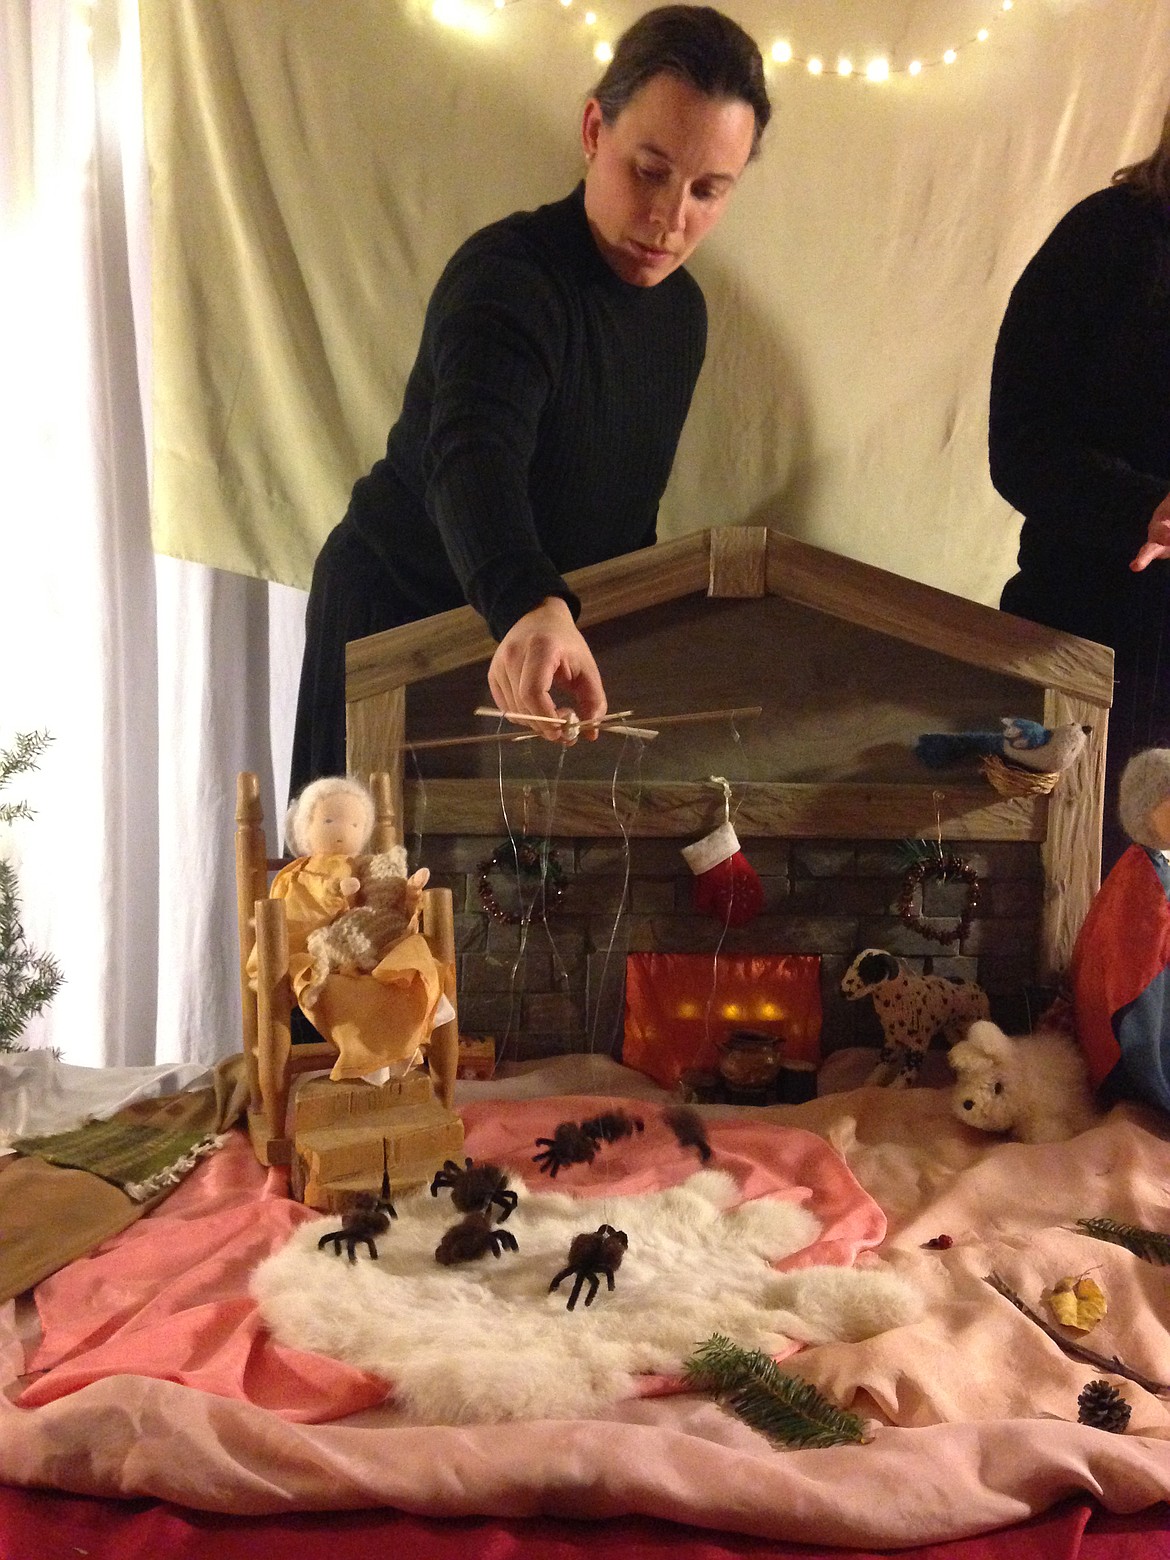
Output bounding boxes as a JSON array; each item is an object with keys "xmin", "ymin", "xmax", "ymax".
[
  {"xmin": 253, "ymin": 896, "xmax": 295, "ymax": 1164},
  {"xmin": 422, "ymin": 887, "xmax": 459, "ymax": 1112},
  {"xmin": 1038, "ymin": 688, "xmax": 1109, "ymax": 979},
  {"xmin": 368, "ymin": 770, "xmax": 400, "ymax": 850},
  {"xmin": 347, "ymin": 685, "xmax": 405, "ymax": 836},
  {"xmin": 234, "ymin": 772, "xmax": 267, "ymax": 1114}
]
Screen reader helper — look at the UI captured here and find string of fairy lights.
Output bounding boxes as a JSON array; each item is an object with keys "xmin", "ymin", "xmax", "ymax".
[{"xmin": 430, "ymin": 0, "xmax": 1021, "ymax": 81}]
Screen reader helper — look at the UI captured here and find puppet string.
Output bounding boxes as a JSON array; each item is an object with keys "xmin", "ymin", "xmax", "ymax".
[
  {"xmin": 492, "ymin": 723, "xmax": 574, "ymax": 1067},
  {"xmin": 585, "ymin": 734, "xmax": 645, "ymax": 1061},
  {"xmin": 700, "ymin": 722, "xmax": 749, "ymax": 1056}
]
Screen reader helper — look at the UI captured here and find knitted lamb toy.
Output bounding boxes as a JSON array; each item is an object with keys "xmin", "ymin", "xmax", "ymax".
[
  {"xmin": 948, "ymin": 1019, "xmax": 1099, "ymax": 1143},
  {"xmin": 301, "ymin": 854, "xmax": 429, "ymax": 1010}
]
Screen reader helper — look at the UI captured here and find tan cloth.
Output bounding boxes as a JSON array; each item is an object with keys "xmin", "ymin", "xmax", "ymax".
[{"xmin": 0, "ymin": 1055, "xmax": 248, "ymax": 1304}]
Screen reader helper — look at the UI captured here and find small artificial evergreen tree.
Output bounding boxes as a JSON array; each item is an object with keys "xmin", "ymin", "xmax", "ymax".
[{"xmin": 0, "ymin": 730, "xmax": 64, "ymax": 1049}]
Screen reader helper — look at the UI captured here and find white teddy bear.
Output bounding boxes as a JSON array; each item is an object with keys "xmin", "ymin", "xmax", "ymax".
[{"xmin": 948, "ymin": 1019, "xmax": 1100, "ymax": 1143}]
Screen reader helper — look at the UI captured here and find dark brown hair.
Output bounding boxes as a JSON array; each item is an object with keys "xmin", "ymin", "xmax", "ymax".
[
  {"xmin": 1113, "ymin": 99, "xmax": 1170, "ymax": 205},
  {"xmin": 591, "ymin": 5, "xmax": 771, "ymax": 160}
]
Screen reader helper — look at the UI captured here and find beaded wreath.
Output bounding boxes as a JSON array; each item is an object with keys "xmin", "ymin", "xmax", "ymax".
[
  {"xmin": 477, "ymin": 837, "xmax": 568, "ymax": 925},
  {"xmin": 896, "ymin": 846, "xmax": 981, "ymax": 947}
]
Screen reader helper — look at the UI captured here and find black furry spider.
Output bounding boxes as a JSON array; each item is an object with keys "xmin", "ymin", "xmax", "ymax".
[
  {"xmin": 434, "ymin": 1210, "xmax": 520, "ymax": 1265},
  {"xmin": 549, "ymin": 1224, "xmax": 628, "ymax": 1310},
  {"xmin": 580, "ymin": 1109, "xmax": 644, "ymax": 1146},
  {"xmin": 430, "ymin": 1157, "xmax": 518, "ymax": 1221},
  {"xmin": 532, "ymin": 1121, "xmax": 599, "ymax": 1177},
  {"xmin": 662, "ymin": 1104, "xmax": 712, "ymax": 1163},
  {"xmin": 316, "ymin": 1191, "xmax": 397, "ymax": 1262}
]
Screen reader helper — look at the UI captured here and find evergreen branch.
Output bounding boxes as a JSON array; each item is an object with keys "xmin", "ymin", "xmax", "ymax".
[
  {"xmin": 0, "ymin": 731, "xmax": 62, "ymax": 1041},
  {"xmin": 897, "ymin": 837, "xmax": 945, "ymax": 869},
  {"xmin": 984, "ymin": 1273, "xmax": 1170, "ymax": 1397},
  {"xmin": 0, "ymin": 730, "xmax": 52, "ymax": 798},
  {"xmin": 684, "ymin": 1334, "xmax": 870, "ymax": 1449},
  {"xmin": 1076, "ymin": 1218, "xmax": 1170, "ymax": 1267}
]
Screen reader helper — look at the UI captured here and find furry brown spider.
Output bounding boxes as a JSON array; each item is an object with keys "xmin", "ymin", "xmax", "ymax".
[
  {"xmin": 316, "ymin": 1191, "xmax": 397, "ymax": 1262},
  {"xmin": 430, "ymin": 1157, "xmax": 517, "ymax": 1221},
  {"xmin": 580, "ymin": 1109, "xmax": 644, "ymax": 1146},
  {"xmin": 434, "ymin": 1210, "xmax": 520, "ymax": 1266},
  {"xmin": 532, "ymin": 1121, "xmax": 599, "ymax": 1177},
  {"xmin": 549, "ymin": 1224, "xmax": 628, "ymax": 1310},
  {"xmin": 663, "ymin": 1104, "xmax": 712, "ymax": 1163}
]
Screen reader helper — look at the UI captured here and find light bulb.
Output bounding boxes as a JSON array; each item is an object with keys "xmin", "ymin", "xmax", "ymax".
[
  {"xmin": 594, "ymin": 39, "xmax": 612, "ymax": 61},
  {"xmin": 865, "ymin": 57, "xmax": 889, "ymax": 82},
  {"xmin": 807, "ymin": 56, "xmax": 823, "ymax": 75},
  {"xmin": 837, "ymin": 56, "xmax": 853, "ymax": 76},
  {"xmin": 771, "ymin": 40, "xmax": 792, "ymax": 64},
  {"xmin": 977, "ymin": 28, "xmax": 989, "ymax": 41},
  {"xmin": 908, "ymin": 59, "xmax": 923, "ymax": 75},
  {"xmin": 943, "ymin": 48, "xmax": 957, "ymax": 63}
]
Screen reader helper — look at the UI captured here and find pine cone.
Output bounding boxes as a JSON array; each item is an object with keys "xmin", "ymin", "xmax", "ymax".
[{"xmin": 1077, "ymin": 1379, "xmax": 1131, "ymax": 1433}]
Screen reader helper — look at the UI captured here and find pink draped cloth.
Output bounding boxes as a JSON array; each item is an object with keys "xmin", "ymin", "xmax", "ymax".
[
  {"xmin": 5, "ymin": 1078, "xmax": 1170, "ymax": 1547},
  {"xmin": 19, "ymin": 1098, "xmax": 883, "ymax": 1419}
]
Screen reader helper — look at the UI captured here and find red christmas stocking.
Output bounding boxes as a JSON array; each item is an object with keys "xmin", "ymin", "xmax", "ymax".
[{"xmin": 681, "ymin": 820, "xmax": 763, "ymax": 928}]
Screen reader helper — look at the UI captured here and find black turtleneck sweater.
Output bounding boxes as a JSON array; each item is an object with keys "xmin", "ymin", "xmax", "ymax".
[
  {"xmin": 345, "ymin": 182, "xmax": 707, "ymax": 641},
  {"xmin": 990, "ymin": 182, "xmax": 1170, "ymax": 647}
]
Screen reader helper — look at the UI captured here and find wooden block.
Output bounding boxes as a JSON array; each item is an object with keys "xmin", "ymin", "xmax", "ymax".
[
  {"xmin": 293, "ymin": 1073, "xmax": 433, "ymax": 1132},
  {"xmin": 708, "ymin": 526, "xmax": 768, "ymax": 598}
]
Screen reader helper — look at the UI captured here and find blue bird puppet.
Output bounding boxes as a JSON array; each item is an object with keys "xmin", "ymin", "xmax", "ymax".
[{"xmin": 915, "ymin": 717, "xmax": 1090, "ymax": 774}]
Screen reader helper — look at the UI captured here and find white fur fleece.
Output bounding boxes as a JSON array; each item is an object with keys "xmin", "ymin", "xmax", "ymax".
[{"xmin": 251, "ymin": 1170, "xmax": 921, "ymax": 1424}]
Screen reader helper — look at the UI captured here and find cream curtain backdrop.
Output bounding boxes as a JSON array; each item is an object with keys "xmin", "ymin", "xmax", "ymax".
[
  {"xmin": 1, "ymin": 0, "xmax": 303, "ymax": 1067},
  {"xmin": 1, "ymin": 0, "xmax": 1168, "ymax": 1067}
]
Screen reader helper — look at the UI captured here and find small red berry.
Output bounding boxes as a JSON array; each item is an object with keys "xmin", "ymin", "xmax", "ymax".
[{"xmin": 923, "ymin": 1234, "xmax": 953, "ymax": 1250}]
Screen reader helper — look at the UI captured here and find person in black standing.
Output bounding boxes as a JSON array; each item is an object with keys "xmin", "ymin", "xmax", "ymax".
[
  {"xmin": 290, "ymin": 5, "xmax": 770, "ymax": 796},
  {"xmin": 990, "ymin": 101, "xmax": 1170, "ymax": 871}
]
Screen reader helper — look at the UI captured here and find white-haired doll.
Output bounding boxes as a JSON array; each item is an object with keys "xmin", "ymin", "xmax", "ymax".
[
  {"xmin": 1071, "ymin": 748, "xmax": 1170, "ymax": 1114},
  {"xmin": 267, "ymin": 776, "xmax": 443, "ymax": 1084}
]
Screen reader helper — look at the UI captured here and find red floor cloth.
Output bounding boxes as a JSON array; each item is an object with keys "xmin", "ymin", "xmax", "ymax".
[{"xmin": 1, "ymin": 1489, "xmax": 1167, "ymax": 1560}]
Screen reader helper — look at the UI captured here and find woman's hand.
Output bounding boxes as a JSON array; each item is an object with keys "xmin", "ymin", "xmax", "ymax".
[
  {"xmin": 488, "ymin": 597, "xmax": 607, "ymax": 741},
  {"xmin": 1130, "ymin": 492, "xmax": 1170, "ymax": 572}
]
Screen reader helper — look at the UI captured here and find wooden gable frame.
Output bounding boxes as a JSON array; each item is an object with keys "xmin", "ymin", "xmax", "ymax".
[{"xmin": 345, "ymin": 526, "xmax": 1113, "ymax": 977}]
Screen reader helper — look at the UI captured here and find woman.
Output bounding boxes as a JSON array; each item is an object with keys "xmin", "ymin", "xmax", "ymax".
[
  {"xmin": 290, "ymin": 4, "xmax": 769, "ymax": 795},
  {"xmin": 989, "ymin": 100, "xmax": 1170, "ymax": 869}
]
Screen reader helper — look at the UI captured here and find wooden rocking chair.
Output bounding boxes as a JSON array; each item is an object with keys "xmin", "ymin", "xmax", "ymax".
[{"xmin": 234, "ymin": 771, "xmax": 463, "ymax": 1211}]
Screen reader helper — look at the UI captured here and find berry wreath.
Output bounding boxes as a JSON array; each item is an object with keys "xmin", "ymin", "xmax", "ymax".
[{"xmin": 477, "ymin": 836, "xmax": 568, "ymax": 925}]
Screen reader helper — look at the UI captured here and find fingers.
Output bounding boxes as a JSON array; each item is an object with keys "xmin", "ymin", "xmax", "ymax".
[
  {"xmin": 488, "ymin": 600, "xmax": 608, "ymax": 743},
  {"xmin": 1131, "ymin": 542, "xmax": 1167, "ymax": 573},
  {"xmin": 1133, "ymin": 500, "xmax": 1170, "ymax": 572}
]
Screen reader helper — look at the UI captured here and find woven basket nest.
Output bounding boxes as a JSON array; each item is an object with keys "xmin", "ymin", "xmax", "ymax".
[{"xmin": 980, "ymin": 753, "xmax": 1063, "ymax": 797}]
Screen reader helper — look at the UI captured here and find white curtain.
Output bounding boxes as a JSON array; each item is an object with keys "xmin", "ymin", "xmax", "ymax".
[{"xmin": 1, "ymin": 0, "xmax": 302, "ymax": 1067}]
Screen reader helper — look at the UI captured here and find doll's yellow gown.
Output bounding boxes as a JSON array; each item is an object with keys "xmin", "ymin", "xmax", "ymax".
[{"xmin": 266, "ymin": 853, "xmax": 446, "ymax": 1082}]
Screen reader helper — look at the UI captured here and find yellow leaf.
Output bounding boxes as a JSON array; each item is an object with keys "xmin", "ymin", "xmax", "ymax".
[{"xmin": 1044, "ymin": 1275, "xmax": 1107, "ymax": 1332}]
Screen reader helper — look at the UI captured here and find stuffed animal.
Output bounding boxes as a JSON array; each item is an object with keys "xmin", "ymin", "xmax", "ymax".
[
  {"xmin": 948, "ymin": 1019, "xmax": 1099, "ymax": 1143},
  {"xmin": 915, "ymin": 717, "xmax": 1090, "ymax": 774},
  {"xmin": 840, "ymin": 948, "xmax": 990, "ymax": 1088},
  {"xmin": 301, "ymin": 856, "xmax": 430, "ymax": 1010}
]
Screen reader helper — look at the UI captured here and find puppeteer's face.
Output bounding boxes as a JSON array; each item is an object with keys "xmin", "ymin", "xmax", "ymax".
[
  {"xmin": 581, "ymin": 71, "xmax": 756, "ymax": 287},
  {"xmin": 306, "ymin": 792, "xmax": 369, "ymax": 855}
]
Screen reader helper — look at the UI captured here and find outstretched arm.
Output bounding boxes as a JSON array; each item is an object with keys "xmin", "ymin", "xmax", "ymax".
[{"xmin": 488, "ymin": 596, "xmax": 607, "ymax": 741}]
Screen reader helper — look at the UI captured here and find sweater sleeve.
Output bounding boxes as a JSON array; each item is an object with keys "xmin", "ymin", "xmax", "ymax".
[
  {"xmin": 988, "ymin": 192, "xmax": 1169, "ymax": 560},
  {"xmin": 421, "ymin": 242, "xmax": 580, "ymax": 639}
]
